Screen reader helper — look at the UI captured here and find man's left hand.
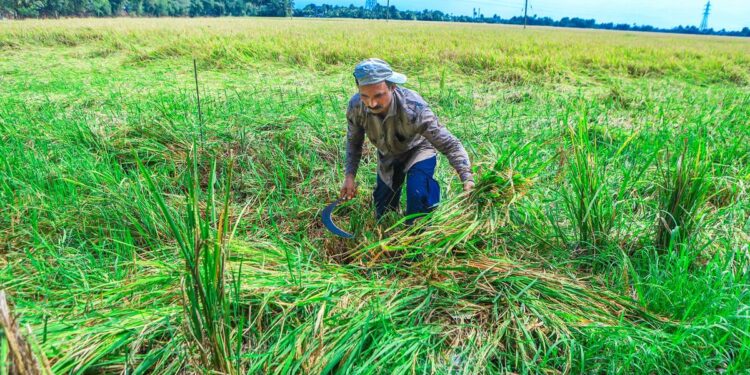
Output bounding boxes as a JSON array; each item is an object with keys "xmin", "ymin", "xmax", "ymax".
[{"xmin": 463, "ymin": 181, "xmax": 475, "ymax": 192}]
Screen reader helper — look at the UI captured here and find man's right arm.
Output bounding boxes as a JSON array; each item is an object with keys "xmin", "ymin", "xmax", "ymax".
[
  {"xmin": 345, "ymin": 103, "xmax": 364, "ymax": 177},
  {"xmin": 342, "ymin": 101, "xmax": 364, "ymax": 200}
]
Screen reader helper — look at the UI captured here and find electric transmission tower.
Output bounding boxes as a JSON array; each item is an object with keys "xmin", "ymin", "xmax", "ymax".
[{"xmin": 699, "ymin": 1, "xmax": 710, "ymax": 31}]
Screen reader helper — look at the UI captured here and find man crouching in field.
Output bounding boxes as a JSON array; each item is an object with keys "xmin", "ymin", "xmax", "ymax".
[{"xmin": 340, "ymin": 58, "xmax": 474, "ymax": 223}]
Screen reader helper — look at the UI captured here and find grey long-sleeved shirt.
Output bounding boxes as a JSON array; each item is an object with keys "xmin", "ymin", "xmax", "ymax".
[{"xmin": 345, "ymin": 86, "xmax": 473, "ymax": 187}]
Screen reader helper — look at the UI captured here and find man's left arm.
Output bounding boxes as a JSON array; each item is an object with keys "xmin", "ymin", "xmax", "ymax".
[{"xmin": 416, "ymin": 107, "xmax": 474, "ymax": 188}]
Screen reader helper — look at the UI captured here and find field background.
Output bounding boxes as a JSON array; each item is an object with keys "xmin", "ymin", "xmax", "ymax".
[{"xmin": 1, "ymin": 18, "xmax": 749, "ymax": 374}]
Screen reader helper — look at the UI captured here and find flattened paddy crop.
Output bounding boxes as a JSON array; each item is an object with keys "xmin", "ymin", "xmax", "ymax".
[{"xmin": 0, "ymin": 18, "xmax": 749, "ymax": 374}]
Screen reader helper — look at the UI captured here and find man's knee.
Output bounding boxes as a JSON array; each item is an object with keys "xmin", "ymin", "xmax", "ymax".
[
  {"xmin": 405, "ymin": 157, "xmax": 440, "ymax": 217},
  {"xmin": 406, "ymin": 177, "xmax": 440, "ymax": 207}
]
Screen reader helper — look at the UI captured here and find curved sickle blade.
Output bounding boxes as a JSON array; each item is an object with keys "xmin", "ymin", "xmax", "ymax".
[{"xmin": 322, "ymin": 199, "xmax": 354, "ymax": 239}]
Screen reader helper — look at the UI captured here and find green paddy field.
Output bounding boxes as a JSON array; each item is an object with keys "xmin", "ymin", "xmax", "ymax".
[{"xmin": 0, "ymin": 18, "xmax": 749, "ymax": 374}]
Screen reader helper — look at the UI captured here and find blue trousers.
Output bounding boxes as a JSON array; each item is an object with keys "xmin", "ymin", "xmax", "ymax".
[{"xmin": 373, "ymin": 156, "xmax": 440, "ymax": 223}]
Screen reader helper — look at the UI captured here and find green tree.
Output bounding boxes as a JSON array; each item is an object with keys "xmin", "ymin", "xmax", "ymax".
[
  {"xmin": 86, "ymin": 0, "xmax": 111, "ymax": 15},
  {"xmin": 13, "ymin": 0, "xmax": 45, "ymax": 17}
]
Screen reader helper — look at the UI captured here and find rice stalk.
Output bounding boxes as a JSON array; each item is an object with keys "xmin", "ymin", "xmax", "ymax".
[{"xmin": 655, "ymin": 138, "xmax": 712, "ymax": 252}]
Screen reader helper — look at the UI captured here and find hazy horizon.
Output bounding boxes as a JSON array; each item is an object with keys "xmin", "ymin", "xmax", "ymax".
[{"xmin": 295, "ymin": 0, "xmax": 749, "ymax": 31}]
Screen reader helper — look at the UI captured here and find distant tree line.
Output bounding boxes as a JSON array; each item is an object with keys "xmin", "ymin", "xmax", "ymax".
[
  {"xmin": 296, "ymin": 4, "xmax": 750, "ymax": 37},
  {"xmin": 1, "ymin": 0, "xmax": 748, "ymax": 38},
  {"xmin": 0, "ymin": 0, "xmax": 292, "ymax": 17}
]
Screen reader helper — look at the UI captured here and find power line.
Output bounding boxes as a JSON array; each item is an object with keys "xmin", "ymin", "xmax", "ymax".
[{"xmin": 699, "ymin": 1, "xmax": 710, "ymax": 31}]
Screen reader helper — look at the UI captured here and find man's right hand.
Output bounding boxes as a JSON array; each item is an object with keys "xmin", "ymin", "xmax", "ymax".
[{"xmin": 340, "ymin": 174, "xmax": 357, "ymax": 200}]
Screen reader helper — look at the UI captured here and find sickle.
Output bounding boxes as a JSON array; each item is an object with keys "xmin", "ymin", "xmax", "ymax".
[{"xmin": 321, "ymin": 199, "xmax": 355, "ymax": 239}]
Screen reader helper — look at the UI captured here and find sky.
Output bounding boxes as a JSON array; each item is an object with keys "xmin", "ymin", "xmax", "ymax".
[{"xmin": 295, "ymin": 0, "xmax": 750, "ymax": 30}]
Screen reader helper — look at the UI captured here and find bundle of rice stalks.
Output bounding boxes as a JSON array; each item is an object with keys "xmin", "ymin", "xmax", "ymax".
[
  {"xmin": 351, "ymin": 157, "xmax": 537, "ymax": 261},
  {"xmin": 472, "ymin": 160, "xmax": 533, "ymax": 212}
]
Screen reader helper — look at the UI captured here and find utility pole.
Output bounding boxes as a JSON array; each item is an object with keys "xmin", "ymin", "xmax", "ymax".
[
  {"xmin": 699, "ymin": 1, "xmax": 710, "ymax": 31},
  {"xmin": 523, "ymin": 0, "xmax": 529, "ymax": 29},
  {"xmin": 386, "ymin": 0, "xmax": 390, "ymax": 21}
]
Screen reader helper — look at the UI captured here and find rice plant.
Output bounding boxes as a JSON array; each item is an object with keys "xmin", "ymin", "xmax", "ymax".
[
  {"xmin": 141, "ymin": 149, "xmax": 238, "ymax": 373},
  {"xmin": 654, "ymin": 138, "xmax": 712, "ymax": 252},
  {"xmin": 556, "ymin": 111, "xmax": 616, "ymax": 252}
]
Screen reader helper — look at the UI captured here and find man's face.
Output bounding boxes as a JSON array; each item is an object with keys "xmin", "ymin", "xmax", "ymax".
[{"xmin": 358, "ymin": 81, "xmax": 393, "ymax": 115}]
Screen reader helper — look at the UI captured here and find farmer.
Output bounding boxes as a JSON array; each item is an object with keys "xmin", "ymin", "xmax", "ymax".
[{"xmin": 340, "ymin": 58, "xmax": 474, "ymax": 223}]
